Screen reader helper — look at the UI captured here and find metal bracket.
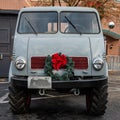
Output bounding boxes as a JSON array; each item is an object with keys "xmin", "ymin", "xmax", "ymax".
[{"xmin": 0, "ymin": 54, "xmax": 3, "ymax": 60}]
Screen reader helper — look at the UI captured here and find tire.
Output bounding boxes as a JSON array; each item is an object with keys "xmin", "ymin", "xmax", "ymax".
[
  {"xmin": 9, "ymin": 84, "xmax": 31, "ymax": 114},
  {"xmin": 86, "ymin": 84, "xmax": 108, "ymax": 116}
]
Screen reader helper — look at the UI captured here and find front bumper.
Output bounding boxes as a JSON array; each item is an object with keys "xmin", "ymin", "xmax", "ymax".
[{"xmin": 11, "ymin": 76, "xmax": 108, "ymax": 89}]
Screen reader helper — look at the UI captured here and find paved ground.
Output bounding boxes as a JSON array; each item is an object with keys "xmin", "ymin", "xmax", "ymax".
[{"xmin": 0, "ymin": 73, "xmax": 120, "ymax": 120}]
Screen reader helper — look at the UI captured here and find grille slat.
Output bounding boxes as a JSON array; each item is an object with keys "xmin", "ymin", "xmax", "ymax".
[
  {"xmin": 31, "ymin": 57, "xmax": 46, "ymax": 69},
  {"xmin": 72, "ymin": 57, "xmax": 88, "ymax": 69},
  {"xmin": 31, "ymin": 56, "xmax": 88, "ymax": 69}
]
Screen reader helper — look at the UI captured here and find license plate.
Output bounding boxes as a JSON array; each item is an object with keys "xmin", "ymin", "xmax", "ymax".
[{"xmin": 28, "ymin": 76, "xmax": 52, "ymax": 89}]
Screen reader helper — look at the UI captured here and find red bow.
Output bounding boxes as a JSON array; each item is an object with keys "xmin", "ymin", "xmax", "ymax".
[{"xmin": 52, "ymin": 53, "xmax": 67, "ymax": 70}]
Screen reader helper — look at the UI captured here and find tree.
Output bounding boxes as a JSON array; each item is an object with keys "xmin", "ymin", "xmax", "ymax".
[
  {"xmin": 26, "ymin": 0, "xmax": 120, "ymax": 20},
  {"xmin": 26, "ymin": 0, "xmax": 62, "ymax": 6},
  {"xmin": 26, "ymin": 0, "xmax": 52, "ymax": 6},
  {"xmin": 62, "ymin": 0, "xmax": 120, "ymax": 20},
  {"xmin": 62, "ymin": 0, "xmax": 81, "ymax": 6},
  {"xmin": 80, "ymin": 0, "xmax": 120, "ymax": 20},
  {"xmin": 80, "ymin": 0, "xmax": 107, "ymax": 19}
]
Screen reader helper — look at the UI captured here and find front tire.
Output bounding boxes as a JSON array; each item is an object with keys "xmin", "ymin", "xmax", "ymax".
[
  {"xmin": 9, "ymin": 84, "xmax": 31, "ymax": 114},
  {"xmin": 86, "ymin": 84, "xmax": 108, "ymax": 116}
]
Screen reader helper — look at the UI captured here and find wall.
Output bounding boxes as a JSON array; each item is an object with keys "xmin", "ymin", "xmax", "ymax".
[{"xmin": 106, "ymin": 36, "xmax": 120, "ymax": 55}]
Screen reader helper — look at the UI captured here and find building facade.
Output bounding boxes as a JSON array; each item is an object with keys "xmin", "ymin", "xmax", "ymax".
[{"xmin": 0, "ymin": 0, "xmax": 120, "ymax": 76}]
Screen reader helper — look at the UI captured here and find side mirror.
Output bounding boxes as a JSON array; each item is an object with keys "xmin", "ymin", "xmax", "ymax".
[{"xmin": 108, "ymin": 21, "xmax": 115, "ymax": 29}]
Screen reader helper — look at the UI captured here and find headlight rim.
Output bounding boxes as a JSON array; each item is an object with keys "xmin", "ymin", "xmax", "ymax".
[
  {"xmin": 15, "ymin": 56, "xmax": 26, "ymax": 70},
  {"xmin": 93, "ymin": 57, "xmax": 104, "ymax": 71}
]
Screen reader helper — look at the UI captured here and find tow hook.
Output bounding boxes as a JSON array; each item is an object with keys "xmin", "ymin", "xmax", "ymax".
[
  {"xmin": 73, "ymin": 88, "xmax": 80, "ymax": 96},
  {"xmin": 39, "ymin": 89, "xmax": 45, "ymax": 96}
]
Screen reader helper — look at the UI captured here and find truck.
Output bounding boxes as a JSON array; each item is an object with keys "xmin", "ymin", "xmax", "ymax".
[{"xmin": 8, "ymin": 7, "xmax": 108, "ymax": 115}]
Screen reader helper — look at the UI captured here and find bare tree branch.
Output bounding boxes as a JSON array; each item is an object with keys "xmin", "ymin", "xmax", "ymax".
[
  {"xmin": 52, "ymin": 0, "xmax": 55, "ymax": 6},
  {"xmin": 74, "ymin": 0, "xmax": 81, "ymax": 6},
  {"xmin": 58, "ymin": 0, "xmax": 61, "ymax": 6}
]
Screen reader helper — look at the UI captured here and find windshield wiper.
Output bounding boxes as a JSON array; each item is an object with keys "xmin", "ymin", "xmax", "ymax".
[
  {"xmin": 24, "ymin": 16, "xmax": 38, "ymax": 35},
  {"xmin": 64, "ymin": 16, "xmax": 82, "ymax": 35}
]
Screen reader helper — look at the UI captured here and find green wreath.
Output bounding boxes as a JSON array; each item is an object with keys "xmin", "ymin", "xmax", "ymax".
[{"xmin": 44, "ymin": 53, "xmax": 74, "ymax": 81}]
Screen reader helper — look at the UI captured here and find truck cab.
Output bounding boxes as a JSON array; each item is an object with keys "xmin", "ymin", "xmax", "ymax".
[{"xmin": 9, "ymin": 7, "xmax": 108, "ymax": 115}]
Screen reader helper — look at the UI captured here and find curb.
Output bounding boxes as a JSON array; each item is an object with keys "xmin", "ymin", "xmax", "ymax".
[
  {"xmin": 0, "ymin": 78, "xmax": 7, "ymax": 82},
  {"xmin": 108, "ymin": 71, "xmax": 120, "ymax": 76}
]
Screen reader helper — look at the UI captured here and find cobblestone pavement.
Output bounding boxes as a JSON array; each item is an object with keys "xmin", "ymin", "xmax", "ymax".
[{"xmin": 0, "ymin": 73, "xmax": 120, "ymax": 120}]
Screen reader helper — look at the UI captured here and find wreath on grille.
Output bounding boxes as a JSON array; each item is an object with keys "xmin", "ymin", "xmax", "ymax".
[{"xmin": 44, "ymin": 53, "xmax": 74, "ymax": 80}]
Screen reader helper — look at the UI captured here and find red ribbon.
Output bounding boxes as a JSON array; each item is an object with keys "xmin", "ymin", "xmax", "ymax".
[{"xmin": 52, "ymin": 53, "xmax": 67, "ymax": 70}]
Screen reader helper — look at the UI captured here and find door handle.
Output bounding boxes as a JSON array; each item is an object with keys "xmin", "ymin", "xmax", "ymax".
[{"xmin": 0, "ymin": 53, "xmax": 3, "ymax": 60}]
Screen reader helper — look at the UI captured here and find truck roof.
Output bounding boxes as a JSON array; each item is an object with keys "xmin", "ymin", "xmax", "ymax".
[{"xmin": 19, "ymin": 6, "xmax": 98, "ymax": 13}]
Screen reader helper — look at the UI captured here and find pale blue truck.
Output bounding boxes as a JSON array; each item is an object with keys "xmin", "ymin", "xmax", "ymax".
[{"xmin": 9, "ymin": 7, "xmax": 108, "ymax": 115}]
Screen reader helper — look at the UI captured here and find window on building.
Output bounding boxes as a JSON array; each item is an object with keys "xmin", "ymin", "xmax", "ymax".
[{"xmin": 115, "ymin": 0, "xmax": 120, "ymax": 2}]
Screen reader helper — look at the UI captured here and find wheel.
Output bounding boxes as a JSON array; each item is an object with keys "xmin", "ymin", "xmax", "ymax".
[
  {"xmin": 8, "ymin": 84, "xmax": 31, "ymax": 114},
  {"xmin": 86, "ymin": 84, "xmax": 108, "ymax": 116}
]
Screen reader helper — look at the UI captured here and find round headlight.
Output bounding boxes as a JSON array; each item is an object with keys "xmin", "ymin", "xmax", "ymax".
[
  {"xmin": 15, "ymin": 57, "xmax": 26, "ymax": 70},
  {"xmin": 93, "ymin": 58, "xmax": 104, "ymax": 71}
]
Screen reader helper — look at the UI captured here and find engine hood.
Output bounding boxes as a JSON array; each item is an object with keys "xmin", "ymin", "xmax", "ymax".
[
  {"xmin": 28, "ymin": 37, "xmax": 91, "ymax": 56},
  {"xmin": 28, "ymin": 36, "xmax": 92, "ymax": 76}
]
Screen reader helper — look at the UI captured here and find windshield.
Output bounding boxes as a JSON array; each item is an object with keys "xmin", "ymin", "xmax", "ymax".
[
  {"xmin": 60, "ymin": 12, "xmax": 100, "ymax": 34},
  {"xmin": 18, "ymin": 11, "xmax": 100, "ymax": 34},
  {"xmin": 18, "ymin": 12, "xmax": 58, "ymax": 34}
]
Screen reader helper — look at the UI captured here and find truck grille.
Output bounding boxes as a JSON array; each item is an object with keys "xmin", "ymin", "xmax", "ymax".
[
  {"xmin": 31, "ymin": 57, "xmax": 88, "ymax": 69},
  {"xmin": 72, "ymin": 57, "xmax": 88, "ymax": 69}
]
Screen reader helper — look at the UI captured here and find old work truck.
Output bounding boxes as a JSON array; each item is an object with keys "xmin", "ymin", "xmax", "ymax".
[{"xmin": 9, "ymin": 7, "xmax": 108, "ymax": 115}]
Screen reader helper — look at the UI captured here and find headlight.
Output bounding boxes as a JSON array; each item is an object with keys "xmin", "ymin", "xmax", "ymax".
[
  {"xmin": 93, "ymin": 58, "xmax": 104, "ymax": 71},
  {"xmin": 15, "ymin": 57, "xmax": 26, "ymax": 70}
]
